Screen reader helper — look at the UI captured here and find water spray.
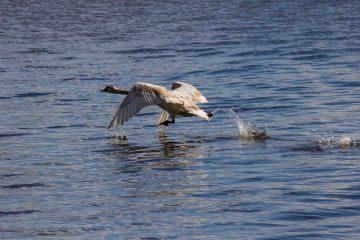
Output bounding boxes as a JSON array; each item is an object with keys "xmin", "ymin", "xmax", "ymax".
[{"xmin": 212, "ymin": 108, "xmax": 267, "ymax": 139}]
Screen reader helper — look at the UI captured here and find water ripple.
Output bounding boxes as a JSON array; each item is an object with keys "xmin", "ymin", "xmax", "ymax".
[
  {"xmin": 1, "ymin": 0, "xmax": 360, "ymax": 239},
  {"xmin": 0, "ymin": 210, "xmax": 39, "ymax": 217},
  {"xmin": 14, "ymin": 92, "xmax": 55, "ymax": 98},
  {"xmin": 1, "ymin": 183, "xmax": 46, "ymax": 189}
]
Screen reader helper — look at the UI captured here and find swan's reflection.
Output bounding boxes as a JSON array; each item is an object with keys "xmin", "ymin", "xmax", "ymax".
[
  {"xmin": 109, "ymin": 131, "xmax": 203, "ymax": 160},
  {"xmin": 107, "ymin": 131, "xmax": 205, "ymax": 174},
  {"xmin": 105, "ymin": 132, "xmax": 210, "ymax": 208},
  {"xmin": 157, "ymin": 130, "xmax": 204, "ymax": 158}
]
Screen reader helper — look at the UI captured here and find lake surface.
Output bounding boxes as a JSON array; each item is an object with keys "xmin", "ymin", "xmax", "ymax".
[{"xmin": 1, "ymin": 0, "xmax": 360, "ymax": 239}]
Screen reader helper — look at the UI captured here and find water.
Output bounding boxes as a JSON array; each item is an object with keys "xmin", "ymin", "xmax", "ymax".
[{"xmin": 1, "ymin": 0, "xmax": 360, "ymax": 239}]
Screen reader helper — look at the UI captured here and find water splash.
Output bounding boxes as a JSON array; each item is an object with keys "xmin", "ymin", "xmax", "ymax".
[
  {"xmin": 309, "ymin": 128, "xmax": 358, "ymax": 147},
  {"xmin": 109, "ymin": 130, "xmax": 128, "ymax": 141},
  {"xmin": 317, "ymin": 135, "xmax": 357, "ymax": 147},
  {"xmin": 212, "ymin": 108, "xmax": 267, "ymax": 139},
  {"xmin": 338, "ymin": 137, "xmax": 352, "ymax": 146}
]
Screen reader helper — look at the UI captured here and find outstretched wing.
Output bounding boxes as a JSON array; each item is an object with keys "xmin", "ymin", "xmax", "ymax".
[
  {"xmin": 171, "ymin": 82, "xmax": 208, "ymax": 103},
  {"xmin": 108, "ymin": 82, "xmax": 167, "ymax": 128}
]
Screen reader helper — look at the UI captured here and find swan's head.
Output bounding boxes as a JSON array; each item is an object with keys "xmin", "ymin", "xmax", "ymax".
[{"xmin": 102, "ymin": 85, "xmax": 115, "ymax": 93}]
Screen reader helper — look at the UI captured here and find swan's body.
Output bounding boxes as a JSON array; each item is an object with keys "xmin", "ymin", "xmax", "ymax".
[{"xmin": 105, "ymin": 82, "xmax": 212, "ymax": 128}]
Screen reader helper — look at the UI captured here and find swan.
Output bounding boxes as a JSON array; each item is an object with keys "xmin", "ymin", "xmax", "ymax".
[{"xmin": 103, "ymin": 82, "xmax": 213, "ymax": 128}]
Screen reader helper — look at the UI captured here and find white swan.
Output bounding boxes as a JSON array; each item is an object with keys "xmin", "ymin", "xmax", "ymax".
[{"xmin": 104, "ymin": 82, "xmax": 213, "ymax": 128}]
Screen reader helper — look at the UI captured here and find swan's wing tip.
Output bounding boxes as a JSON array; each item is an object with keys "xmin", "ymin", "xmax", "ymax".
[{"xmin": 107, "ymin": 117, "xmax": 119, "ymax": 129}]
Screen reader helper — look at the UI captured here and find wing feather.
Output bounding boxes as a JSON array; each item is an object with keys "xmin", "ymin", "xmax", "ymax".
[
  {"xmin": 171, "ymin": 82, "xmax": 208, "ymax": 103},
  {"xmin": 108, "ymin": 82, "xmax": 166, "ymax": 128}
]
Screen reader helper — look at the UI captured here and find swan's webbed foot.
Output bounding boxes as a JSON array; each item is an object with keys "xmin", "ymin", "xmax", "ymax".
[
  {"xmin": 159, "ymin": 119, "xmax": 175, "ymax": 126},
  {"xmin": 160, "ymin": 120, "xmax": 170, "ymax": 126}
]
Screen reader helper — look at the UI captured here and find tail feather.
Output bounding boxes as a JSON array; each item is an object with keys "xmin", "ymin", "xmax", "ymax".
[{"xmin": 193, "ymin": 109, "xmax": 211, "ymax": 120}]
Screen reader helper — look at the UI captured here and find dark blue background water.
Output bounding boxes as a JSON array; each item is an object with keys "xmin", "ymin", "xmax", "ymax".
[{"xmin": 1, "ymin": 0, "xmax": 360, "ymax": 239}]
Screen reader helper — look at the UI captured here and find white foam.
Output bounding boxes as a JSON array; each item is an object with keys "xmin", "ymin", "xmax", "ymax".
[{"xmin": 338, "ymin": 136, "xmax": 352, "ymax": 146}]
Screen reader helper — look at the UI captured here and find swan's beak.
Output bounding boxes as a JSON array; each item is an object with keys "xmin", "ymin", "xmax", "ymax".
[{"xmin": 207, "ymin": 112, "xmax": 214, "ymax": 118}]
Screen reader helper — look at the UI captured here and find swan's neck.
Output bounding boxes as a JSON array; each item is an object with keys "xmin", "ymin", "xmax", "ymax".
[{"xmin": 103, "ymin": 85, "xmax": 129, "ymax": 95}]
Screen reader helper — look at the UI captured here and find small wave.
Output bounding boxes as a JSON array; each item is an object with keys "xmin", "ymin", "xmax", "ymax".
[
  {"xmin": 292, "ymin": 54, "xmax": 329, "ymax": 61},
  {"xmin": 0, "ymin": 133, "xmax": 31, "ymax": 138},
  {"xmin": 14, "ymin": 92, "xmax": 55, "ymax": 98},
  {"xmin": 176, "ymin": 47, "xmax": 215, "ymax": 53},
  {"xmin": 45, "ymin": 124, "xmax": 87, "ymax": 129},
  {"xmin": 59, "ymin": 56, "xmax": 77, "ymax": 60},
  {"xmin": 15, "ymin": 48, "xmax": 58, "ymax": 54},
  {"xmin": 111, "ymin": 48, "xmax": 172, "ymax": 55},
  {"xmin": 0, "ymin": 210, "xmax": 39, "ymax": 217},
  {"xmin": 211, "ymin": 108, "xmax": 267, "ymax": 139},
  {"xmin": 194, "ymin": 51, "xmax": 224, "ymax": 57},
  {"xmin": 290, "ymin": 145, "xmax": 323, "ymax": 152},
  {"xmin": 277, "ymin": 211, "xmax": 324, "ymax": 221},
  {"xmin": 24, "ymin": 65, "xmax": 64, "ymax": 69},
  {"xmin": 1, "ymin": 183, "xmax": 45, "ymax": 189},
  {"xmin": 143, "ymin": 54, "xmax": 177, "ymax": 59},
  {"xmin": 208, "ymin": 40, "xmax": 242, "ymax": 46},
  {"xmin": 57, "ymin": 98, "xmax": 90, "ymax": 102},
  {"xmin": 209, "ymin": 68, "xmax": 242, "ymax": 75}
]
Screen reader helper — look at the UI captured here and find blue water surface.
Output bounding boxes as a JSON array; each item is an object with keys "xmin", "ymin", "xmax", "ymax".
[{"xmin": 1, "ymin": 0, "xmax": 360, "ymax": 239}]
